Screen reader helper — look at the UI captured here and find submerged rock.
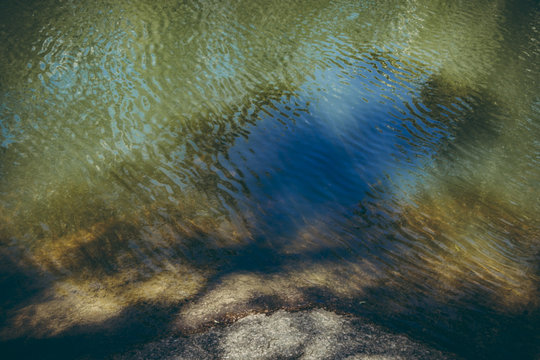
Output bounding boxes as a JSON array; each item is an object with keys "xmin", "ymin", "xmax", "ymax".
[{"xmin": 116, "ymin": 309, "xmax": 455, "ymax": 360}]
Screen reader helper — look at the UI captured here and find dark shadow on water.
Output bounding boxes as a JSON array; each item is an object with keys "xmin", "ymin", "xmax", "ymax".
[
  {"xmin": 1, "ymin": 196, "xmax": 540, "ymax": 360},
  {"xmin": 0, "ymin": 303, "xmax": 179, "ymax": 360}
]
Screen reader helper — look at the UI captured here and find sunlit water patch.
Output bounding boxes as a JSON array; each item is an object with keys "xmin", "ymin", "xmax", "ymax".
[{"xmin": 0, "ymin": 0, "xmax": 539, "ymax": 359}]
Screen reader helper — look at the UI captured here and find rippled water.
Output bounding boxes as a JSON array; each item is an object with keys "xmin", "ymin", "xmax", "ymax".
[{"xmin": 1, "ymin": 0, "xmax": 539, "ymax": 358}]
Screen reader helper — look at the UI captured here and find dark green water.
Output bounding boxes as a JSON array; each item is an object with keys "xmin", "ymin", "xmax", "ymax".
[{"xmin": 0, "ymin": 0, "xmax": 539, "ymax": 358}]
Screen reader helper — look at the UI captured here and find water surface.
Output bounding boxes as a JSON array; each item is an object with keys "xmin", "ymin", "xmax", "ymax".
[{"xmin": 0, "ymin": 0, "xmax": 539, "ymax": 358}]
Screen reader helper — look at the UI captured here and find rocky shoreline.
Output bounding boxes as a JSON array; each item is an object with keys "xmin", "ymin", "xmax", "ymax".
[{"xmin": 115, "ymin": 309, "xmax": 456, "ymax": 360}]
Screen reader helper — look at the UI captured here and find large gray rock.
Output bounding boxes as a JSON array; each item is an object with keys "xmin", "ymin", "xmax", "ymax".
[{"xmin": 115, "ymin": 309, "xmax": 455, "ymax": 359}]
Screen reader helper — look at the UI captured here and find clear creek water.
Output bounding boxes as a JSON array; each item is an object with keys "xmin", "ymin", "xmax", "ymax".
[{"xmin": 0, "ymin": 0, "xmax": 539, "ymax": 358}]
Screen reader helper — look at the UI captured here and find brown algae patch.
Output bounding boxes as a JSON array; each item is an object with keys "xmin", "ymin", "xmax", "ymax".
[
  {"xmin": 2, "ymin": 267, "xmax": 207, "ymax": 339},
  {"xmin": 399, "ymin": 183, "xmax": 540, "ymax": 311},
  {"xmin": 0, "ymin": 190, "xmax": 250, "ymax": 338}
]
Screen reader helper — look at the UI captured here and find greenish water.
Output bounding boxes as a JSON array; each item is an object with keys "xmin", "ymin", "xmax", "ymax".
[{"xmin": 0, "ymin": 0, "xmax": 539, "ymax": 358}]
